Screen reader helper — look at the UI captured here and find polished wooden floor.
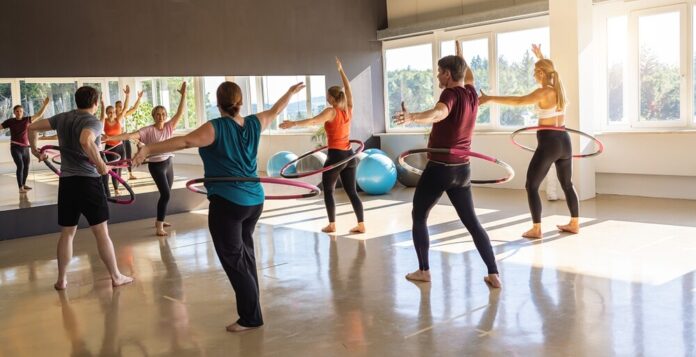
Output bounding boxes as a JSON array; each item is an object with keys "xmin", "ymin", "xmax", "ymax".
[{"xmin": 1, "ymin": 187, "xmax": 695, "ymax": 356}]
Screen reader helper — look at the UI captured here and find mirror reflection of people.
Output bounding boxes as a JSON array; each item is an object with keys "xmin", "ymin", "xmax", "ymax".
[
  {"xmin": 133, "ymin": 81, "xmax": 305, "ymax": 332},
  {"xmin": 479, "ymin": 44, "xmax": 579, "ymax": 239},
  {"xmin": 2, "ymin": 97, "xmax": 50, "ymax": 193},
  {"xmin": 101, "ymin": 86, "xmax": 132, "ymax": 197},
  {"xmin": 114, "ymin": 90, "xmax": 143, "ymax": 181},
  {"xmin": 106, "ymin": 83, "xmax": 187, "ymax": 236},
  {"xmin": 28, "ymin": 86, "xmax": 133, "ymax": 290}
]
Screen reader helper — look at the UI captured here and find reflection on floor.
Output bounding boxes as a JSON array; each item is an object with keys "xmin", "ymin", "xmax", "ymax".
[
  {"xmin": 0, "ymin": 164, "xmax": 202, "ymax": 211},
  {"xmin": 0, "ymin": 187, "xmax": 695, "ymax": 356}
]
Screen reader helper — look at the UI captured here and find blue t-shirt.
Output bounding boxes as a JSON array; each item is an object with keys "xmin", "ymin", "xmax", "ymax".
[{"xmin": 199, "ymin": 115, "xmax": 264, "ymax": 206}]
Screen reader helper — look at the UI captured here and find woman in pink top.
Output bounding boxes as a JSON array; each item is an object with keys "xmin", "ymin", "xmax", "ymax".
[{"xmin": 106, "ymin": 82, "xmax": 187, "ymax": 236}]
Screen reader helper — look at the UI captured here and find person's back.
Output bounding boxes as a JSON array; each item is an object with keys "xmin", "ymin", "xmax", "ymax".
[
  {"xmin": 428, "ymin": 85, "xmax": 478, "ymax": 164},
  {"xmin": 199, "ymin": 115, "xmax": 264, "ymax": 206},
  {"xmin": 49, "ymin": 110, "xmax": 103, "ymax": 177}
]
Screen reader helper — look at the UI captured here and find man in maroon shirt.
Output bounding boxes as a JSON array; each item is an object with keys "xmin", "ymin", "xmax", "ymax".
[
  {"xmin": 394, "ymin": 42, "xmax": 500, "ymax": 288},
  {"xmin": 2, "ymin": 97, "xmax": 50, "ymax": 192}
]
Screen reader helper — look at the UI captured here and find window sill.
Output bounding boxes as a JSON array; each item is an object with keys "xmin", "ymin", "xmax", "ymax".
[{"xmin": 596, "ymin": 129, "xmax": 696, "ymax": 135}]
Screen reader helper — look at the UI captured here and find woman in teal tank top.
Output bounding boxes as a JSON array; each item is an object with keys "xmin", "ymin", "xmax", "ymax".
[{"xmin": 134, "ymin": 81, "xmax": 305, "ymax": 332}]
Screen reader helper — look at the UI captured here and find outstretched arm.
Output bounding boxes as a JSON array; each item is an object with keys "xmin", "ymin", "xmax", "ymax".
[
  {"xmin": 531, "ymin": 44, "xmax": 545, "ymax": 60},
  {"xmin": 168, "ymin": 82, "xmax": 187, "ymax": 129},
  {"xmin": 30, "ymin": 97, "xmax": 51, "ymax": 122},
  {"xmin": 105, "ymin": 131, "xmax": 142, "ymax": 142},
  {"xmin": 336, "ymin": 57, "xmax": 352, "ymax": 108},
  {"xmin": 393, "ymin": 101, "xmax": 449, "ymax": 126},
  {"xmin": 256, "ymin": 82, "xmax": 306, "ymax": 131},
  {"xmin": 115, "ymin": 85, "xmax": 131, "ymax": 123},
  {"xmin": 124, "ymin": 91, "xmax": 143, "ymax": 117},
  {"xmin": 279, "ymin": 108, "xmax": 335, "ymax": 129},
  {"xmin": 28, "ymin": 119, "xmax": 53, "ymax": 159},
  {"xmin": 479, "ymin": 88, "xmax": 546, "ymax": 106},
  {"xmin": 132, "ymin": 122, "xmax": 215, "ymax": 166}
]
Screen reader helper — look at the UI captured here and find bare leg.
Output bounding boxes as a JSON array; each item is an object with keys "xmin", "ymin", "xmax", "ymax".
[
  {"xmin": 55, "ymin": 226, "xmax": 78, "ymax": 290},
  {"xmin": 90, "ymin": 222, "xmax": 133, "ymax": 287}
]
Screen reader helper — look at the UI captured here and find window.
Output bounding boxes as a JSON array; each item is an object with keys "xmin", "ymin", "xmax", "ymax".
[
  {"xmin": 497, "ymin": 27, "xmax": 550, "ymax": 127},
  {"xmin": 638, "ymin": 11, "xmax": 681, "ymax": 122},
  {"xmin": 202, "ymin": 76, "xmax": 226, "ymax": 120},
  {"xmin": 384, "ymin": 43, "xmax": 435, "ymax": 131},
  {"xmin": 607, "ymin": 16, "xmax": 627, "ymax": 124},
  {"xmin": 262, "ymin": 76, "xmax": 308, "ymax": 131},
  {"xmin": 441, "ymin": 38, "xmax": 491, "ymax": 124},
  {"xmin": 133, "ymin": 77, "xmax": 196, "ymax": 130},
  {"xmin": 108, "ymin": 81, "xmax": 120, "ymax": 105},
  {"xmin": 0, "ymin": 83, "xmax": 11, "ymax": 138},
  {"xmin": 20, "ymin": 81, "xmax": 78, "ymax": 118},
  {"xmin": 309, "ymin": 75, "xmax": 327, "ymax": 116}
]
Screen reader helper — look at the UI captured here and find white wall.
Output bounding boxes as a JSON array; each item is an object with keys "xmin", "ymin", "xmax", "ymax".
[{"xmin": 386, "ymin": 0, "xmax": 543, "ymax": 27}]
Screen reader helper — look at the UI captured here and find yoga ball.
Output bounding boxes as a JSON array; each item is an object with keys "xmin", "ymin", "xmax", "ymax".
[
  {"xmin": 363, "ymin": 148, "xmax": 388, "ymax": 157},
  {"xmin": 297, "ymin": 151, "xmax": 327, "ymax": 185},
  {"xmin": 267, "ymin": 151, "xmax": 298, "ymax": 177},
  {"xmin": 396, "ymin": 152, "xmax": 427, "ymax": 187},
  {"xmin": 356, "ymin": 153, "xmax": 397, "ymax": 195}
]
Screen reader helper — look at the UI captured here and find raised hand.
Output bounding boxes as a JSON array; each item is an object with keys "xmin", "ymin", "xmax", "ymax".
[
  {"xmin": 336, "ymin": 57, "xmax": 343, "ymax": 71},
  {"xmin": 178, "ymin": 82, "xmax": 187, "ymax": 95},
  {"xmin": 531, "ymin": 44, "xmax": 544, "ymax": 60},
  {"xmin": 123, "ymin": 85, "xmax": 131, "ymax": 96},
  {"xmin": 288, "ymin": 82, "xmax": 306, "ymax": 94},
  {"xmin": 279, "ymin": 120, "xmax": 294, "ymax": 129},
  {"xmin": 43, "ymin": 97, "xmax": 50, "ymax": 106},
  {"xmin": 392, "ymin": 101, "xmax": 412, "ymax": 126},
  {"xmin": 137, "ymin": 90, "xmax": 144, "ymax": 98},
  {"xmin": 478, "ymin": 90, "xmax": 491, "ymax": 105},
  {"xmin": 455, "ymin": 40, "xmax": 463, "ymax": 58}
]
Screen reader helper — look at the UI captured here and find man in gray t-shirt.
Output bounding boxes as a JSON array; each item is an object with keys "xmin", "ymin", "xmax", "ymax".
[
  {"xmin": 27, "ymin": 86, "xmax": 133, "ymax": 291},
  {"xmin": 47, "ymin": 111, "xmax": 103, "ymax": 177}
]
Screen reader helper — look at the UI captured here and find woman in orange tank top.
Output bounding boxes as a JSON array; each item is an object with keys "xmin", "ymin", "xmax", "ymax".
[
  {"xmin": 280, "ymin": 57, "xmax": 365, "ymax": 234},
  {"xmin": 100, "ymin": 85, "xmax": 131, "ymax": 196}
]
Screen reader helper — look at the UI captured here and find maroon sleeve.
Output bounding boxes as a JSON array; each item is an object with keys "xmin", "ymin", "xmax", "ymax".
[
  {"xmin": 437, "ymin": 88, "xmax": 457, "ymax": 112},
  {"xmin": 1, "ymin": 119, "xmax": 8, "ymax": 129}
]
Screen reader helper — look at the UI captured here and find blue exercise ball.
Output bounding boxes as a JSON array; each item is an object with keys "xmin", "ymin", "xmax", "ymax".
[
  {"xmin": 356, "ymin": 153, "xmax": 397, "ymax": 195},
  {"xmin": 267, "ymin": 151, "xmax": 298, "ymax": 177},
  {"xmin": 363, "ymin": 148, "xmax": 388, "ymax": 157}
]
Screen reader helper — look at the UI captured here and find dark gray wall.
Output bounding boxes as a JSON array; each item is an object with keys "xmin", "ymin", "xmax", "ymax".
[{"xmin": 2, "ymin": 0, "xmax": 388, "ymax": 136}]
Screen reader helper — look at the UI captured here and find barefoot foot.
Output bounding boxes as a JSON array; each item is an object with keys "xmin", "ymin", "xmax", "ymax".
[
  {"xmin": 129, "ymin": 175, "xmax": 139, "ymax": 180},
  {"xmin": 349, "ymin": 222, "xmax": 365, "ymax": 234},
  {"xmin": 405, "ymin": 270, "xmax": 431, "ymax": 282},
  {"xmin": 156, "ymin": 229, "xmax": 169, "ymax": 236},
  {"xmin": 23, "ymin": 185, "xmax": 32, "ymax": 191},
  {"xmin": 112, "ymin": 275, "xmax": 134, "ymax": 287},
  {"xmin": 54, "ymin": 280, "xmax": 67, "ymax": 290},
  {"xmin": 321, "ymin": 223, "xmax": 336, "ymax": 233},
  {"xmin": 522, "ymin": 226, "xmax": 542, "ymax": 239},
  {"xmin": 162, "ymin": 221, "xmax": 172, "ymax": 227},
  {"xmin": 226, "ymin": 323, "xmax": 260, "ymax": 333},
  {"xmin": 484, "ymin": 274, "xmax": 502, "ymax": 289},
  {"xmin": 557, "ymin": 223, "xmax": 579, "ymax": 234}
]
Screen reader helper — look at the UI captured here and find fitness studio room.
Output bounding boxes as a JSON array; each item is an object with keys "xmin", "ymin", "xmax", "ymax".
[{"xmin": 1, "ymin": 0, "xmax": 694, "ymax": 355}]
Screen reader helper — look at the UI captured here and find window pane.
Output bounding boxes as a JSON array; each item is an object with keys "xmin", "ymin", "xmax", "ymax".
[
  {"xmin": 639, "ymin": 11, "xmax": 680, "ymax": 121},
  {"xmin": 1, "ymin": 83, "xmax": 11, "ymax": 138},
  {"xmin": 108, "ymin": 81, "xmax": 119, "ymax": 105},
  {"xmin": 309, "ymin": 75, "xmax": 327, "ymax": 116},
  {"xmin": 607, "ymin": 16, "xmax": 627, "ymax": 124},
  {"xmin": 20, "ymin": 81, "xmax": 78, "ymax": 118},
  {"xmin": 385, "ymin": 43, "xmax": 434, "ymax": 130},
  {"xmin": 262, "ymin": 76, "xmax": 306, "ymax": 131},
  {"xmin": 162, "ymin": 77, "xmax": 196, "ymax": 129},
  {"xmin": 693, "ymin": 6, "xmax": 696, "ymax": 123},
  {"xmin": 203, "ymin": 76, "xmax": 226, "ymax": 120},
  {"xmin": 83, "ymin": 82, "xmax": 102, "ymax": 93},
  {"xmin": 497, "ymin": 27, "xmax": 549, "ymax": 127},
  {"xmin": 441, "ymin": 39, "xmax": 490, "ymax": 124}
]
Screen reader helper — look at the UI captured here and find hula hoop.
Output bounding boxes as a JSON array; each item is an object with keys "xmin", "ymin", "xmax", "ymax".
[
  {"xmin": 510, "ymin": 126, "xmax": 604, "ymax": 158},
  {"xmin": 398, "ymin": 148, "xmax": 515, "ymax": 184},
  {"xmin": 39, "ymin": 145, "xmax": 135, "ymax": 204},
  {"xmin": 51, "ymin": 149, "xmax": 121, "ymax": 166},
  {"xmin": 279, "ymin": 140, "xmax": 365, "ymax": 179},
  {"xmin": 186, "ymin": 177, "xmax": 321, "ymax": 200}
]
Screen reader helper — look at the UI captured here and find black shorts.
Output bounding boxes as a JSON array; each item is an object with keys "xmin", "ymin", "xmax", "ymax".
[{"xmin": 58, "ymin": 176, "xmax": 110, "ymax": 227}]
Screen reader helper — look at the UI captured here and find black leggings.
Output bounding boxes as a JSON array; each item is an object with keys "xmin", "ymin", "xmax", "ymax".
[
  {"xmin": 322, "ymin": 149, "xmax": 364, "ymax": 223},
  {"xmin": 208, "ymin": 195, "xmax": 264, "ymax": 327},
  {"xmin": 123, "ymin": 140, "xmax": 134, "ymax": 174},
  {"xmin": 412, "ymin": 162, "xmax": 498, "ymax": 274},
  {"xmin": 104, "ymin": 144, "xmax": 125, "ymax": 191},
  {"xmin": 526, "ymin": 130, "xmax": 579, "ymax": 223},
  {"xmin": 10, "ymin": 144, "xmax": 30, "ymax": 188},
  {"xmin": 148, "ymin": 158, "xmax": 174, "ymax": 222}
]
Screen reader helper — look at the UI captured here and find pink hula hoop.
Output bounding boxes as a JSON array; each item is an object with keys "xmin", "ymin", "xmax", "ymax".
[
  {"xmin": 39, "ymin": 145, "xmax": 135, "ymax": 204},
  {"xmin": 398, "ymin": 148, "xmax": 515, "ymax": 184},
  {"xmin": 186, "ymin": 177, "xmax": 321, "ymax": 200},
  {"xmin": 510, "ymin": 126, "xmax": 604, "ymax": 158},
  {"xmin": 279, "ymin": 140, "xmax": 365, "ymax": 178}
]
